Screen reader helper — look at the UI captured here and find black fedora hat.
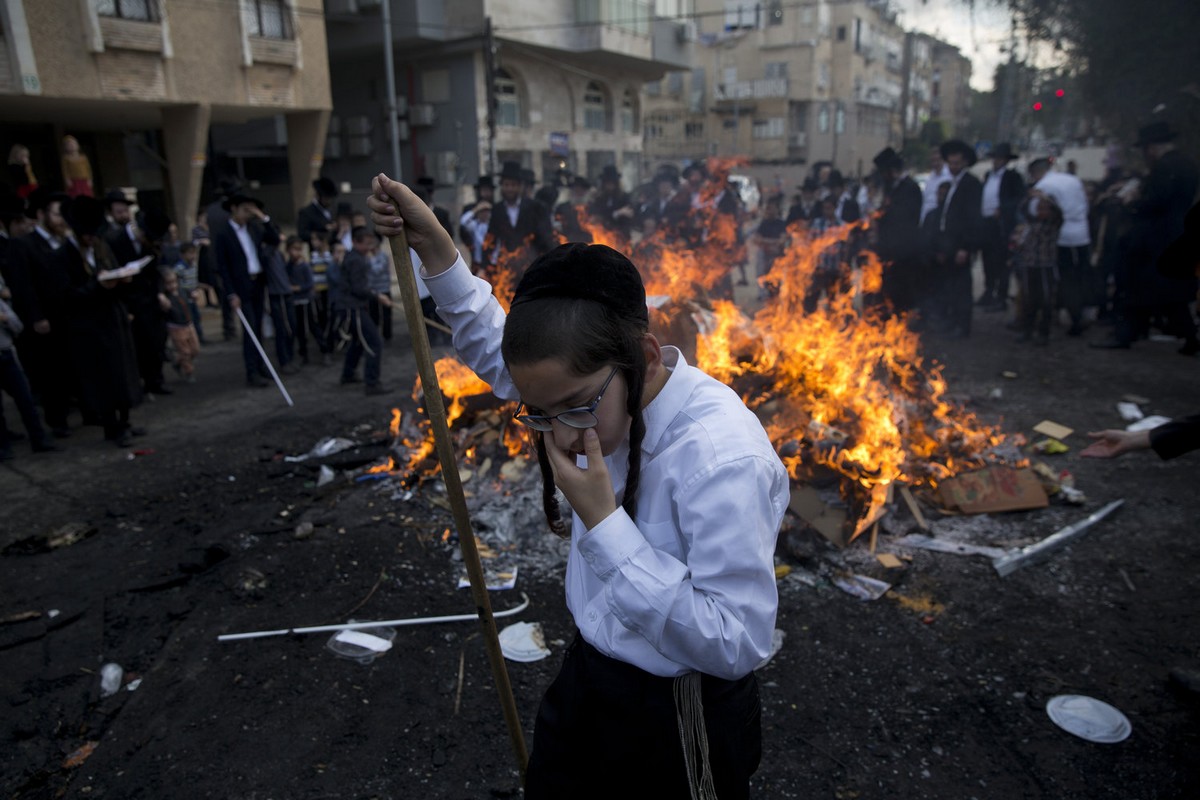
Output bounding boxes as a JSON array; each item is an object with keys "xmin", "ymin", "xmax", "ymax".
[
  {"xmin": 1158, "ymin": 202, "xmax": 1200, "ymax": 279},
  {"xmin": 597, "ymin": 164, "xmax": 621, "ymax": 182},
  {"xmin": 873, "ymin": 147, "xmax": 904, "ymax": 171},
  {"xmin": 798, "ymin": 177, "xmax": 819, "ymax": 192},
  {"xmin": 570, "ymin": 175, "xmax": 592, "ymax": 190},
  {"xmin": 103, "ymin": 188, "xmax": 131, "ymax": 208},
  {"xmin": 141, "ymin": 206, "xmax": 172, "ymax": 242},
  {"xmin": 989, "ymin": 142, "xmax": 1018, "ymax": 161},
  {"xmin": 221, "ymin": 192, "xmax": 264, "ymax": 212},
  {"xmin": 312, "ymin": 176, "xmax": 338, "ymax": 198},
  {"xmin": 475, "ymin": 175, "xmax": 495, "ymax": 189},
  {"xmin": 939, "ymin": 139, "xmax": 978, "ymax": 166},
  {"xmin": 66, "ymin": 195, "xmax": 107, "ymax": 236},
  {"xmin": 520, "ymin": 168, "xmax": 536, "ymax": 186},
  {"xmin": 416, "ymin": 175, "xmax": 436, "ymax": 188},
  {"xmin": 1134, "ymin": 120, "xmax": 1178, "ymax": 147},
  {"xmin": 25, "ymin": 188, "xmax": 70, "ymax": 219},
  {"xmin": 498, "ymin": 161, "xmax": 524, "ymax": 181}
]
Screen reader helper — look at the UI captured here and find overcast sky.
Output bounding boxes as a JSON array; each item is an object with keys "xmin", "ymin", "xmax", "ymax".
[{"xmin": 894, "ymin": 0, "xmax": 1013, "ymax": 91}]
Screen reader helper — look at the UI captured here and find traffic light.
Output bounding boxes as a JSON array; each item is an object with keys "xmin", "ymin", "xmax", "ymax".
[
  {"xmin": 1055, "ymin": 88, "xmax": 1065, "ymax": 98},
  {"xmin": 1032, "ymin": 101, "xmax": 1043, "ymax": 111}
]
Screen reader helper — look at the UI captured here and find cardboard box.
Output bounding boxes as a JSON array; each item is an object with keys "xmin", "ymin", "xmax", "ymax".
[{"xmin": 939, "ymin": 466, "xmax": 1049, "ymax": 514}]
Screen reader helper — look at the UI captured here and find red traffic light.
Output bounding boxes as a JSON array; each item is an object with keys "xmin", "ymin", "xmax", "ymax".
[
  {"xmin": 1055, "ymin": 88, "xmax": 1065, "ymax": 98},
  {"xmin": 1033, "ymin": 101, "xmax": 1043, "ymax": 111}
]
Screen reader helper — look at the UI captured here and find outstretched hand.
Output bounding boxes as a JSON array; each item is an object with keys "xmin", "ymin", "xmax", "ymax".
[
  {"xmin": 544, "ymin": 428, "xmax": 618, "ymax": 530},
  {"xmin": 367, "ymin": 175, "xmax": 460, "ymax": 274},
  {"xmin": 1079, "ymin": 429, "xmax": 1151, "ymax": 459}
]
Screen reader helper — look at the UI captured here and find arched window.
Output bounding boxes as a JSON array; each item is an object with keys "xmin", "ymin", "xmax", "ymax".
[
  {"xmin": 495, "ymin": 68, "xmax": 522, "ymax": 128},
  {"xmin": 583, "ymin": 81, "xmax": 608, "ymax": 131},
  {"xmin": 620, "ymin": 88, "xmax": 637, "ymax": 134}
]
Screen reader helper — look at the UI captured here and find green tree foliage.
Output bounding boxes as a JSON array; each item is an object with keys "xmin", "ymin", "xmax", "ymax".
[{"xmin": 1000, "ymin": 0, "xmax": 1200, "ymax": 148}]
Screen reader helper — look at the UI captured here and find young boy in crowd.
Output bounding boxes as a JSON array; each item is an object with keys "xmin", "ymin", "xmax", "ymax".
[
  {"xmin": 263, "ymin": 238, "xmax": 299, "ymax": 375},
  {"xmin": 309, "ymin": 231, "xmax": 334, "ymax": 363},
  {"xmin": 1014, "ymin": 194, "xmax": 1064, "ymax": 346},
  {"xmin": 174, "ymin": 241, "xmax": 205, "ymax": 343},
  {"xmin": 285, "ymin": 235, "xmax": 321, "ymax": 365},
  {"xmin": 160, "ymin": 266, "xmax": 201, "ymax": 383}
]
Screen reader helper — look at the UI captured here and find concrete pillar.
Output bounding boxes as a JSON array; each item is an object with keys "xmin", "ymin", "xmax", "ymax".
[
  {"xmin": 286, "ymin": 109, "xmax": 331, "ymax": 224},
  {"xmin": 160, "ymin": 103, "xmax": 211, "ymax": 227}
]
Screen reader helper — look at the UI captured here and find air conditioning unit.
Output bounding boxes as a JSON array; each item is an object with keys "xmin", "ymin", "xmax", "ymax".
[
  {"xmin": 347, "ymin": 137, "xmax": 374, "ymax": 157},
  {"xmin": 675, "ymin": 21, "xmax": 697, "ymax": 43},
  {"xmin": 395, "ymin": 95, "xmax": 408, "ymax": 117},
  {"xmin": 344, "ymin": 115, "xmax": 372, "ymax": 136},
  {"xmin": 397, "ymin": 120, "xmax": 410, "ymax": 141},
  {"xmin": 409, "ymin": 104, "xmax": 436, "ymax": 127}
]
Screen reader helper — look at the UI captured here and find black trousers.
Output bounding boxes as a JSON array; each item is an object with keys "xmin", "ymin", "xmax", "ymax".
[
  {"xmin": 0, "ymin": 348, "xmax": 48, "ymax": 446},
  {"xmin": 1018, "ymin": 268, "xmax": 1056, "ymax": 337},
  {"xmin": 525, "ymin": 636, "xmax": 761, "ymax": 800},
  {"xmin": 980, "ymin": 217, "xmax": 1010, "ymax": 302},
  {"xmin": 1056, "ymin": 244, "xmax": 1092, "ymax": 331}
]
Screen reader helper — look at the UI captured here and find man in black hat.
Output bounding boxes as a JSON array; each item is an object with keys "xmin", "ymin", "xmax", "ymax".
[
  {"xmin": 555, "ymin": 176, "xmax": 593, "ymax": 243},
  {"xmin": 872, "ymin": 147, "xmax": 923, "ymax": 314},
  {"xmin": 934, "ymin": 139, "xmax": 984, "ymax": 338},
  {"xmin": 587, "ymin": 164, "xmax": 635, "ymax": 243},
  {"xmin": 3, "ymin": 188, "xmax": 74, "ymax": 436},
  {"xmin": 786, "ymin": 178, "xmax": 820, "ymax": 225},
  {"xmin": 102, "ymin": 188, "xmax": 172, "ymax": 395},
  {"xmin": 214, "ymin": 192, "xmax": 281, "ymax": 386},
  {"xmin": 1093, "ymin": 121, "xmax": 1200, "ymax": 354},
  {"xmin": 977, "ymin": 143, "xmax": 1026, "ymax": 311},
  {"xmin": 297, "ymin": 176, "xmax": 338, "ymax": 243},
  {"xmin": 484, "ymin": 161, "xmax": 555, "ymax": 273}
]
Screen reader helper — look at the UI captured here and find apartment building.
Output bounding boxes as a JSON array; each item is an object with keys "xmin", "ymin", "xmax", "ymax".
[
  {"xmin": 322, "ymin": 0, "xmax": 692, "ymax": 206},
  {"xmin": 0, "ymin": 0, "xmax": 331, "ymax": 226},
  {"xmin": 644, "ymin": 0, "xmax": 971, "ymax": 177}
]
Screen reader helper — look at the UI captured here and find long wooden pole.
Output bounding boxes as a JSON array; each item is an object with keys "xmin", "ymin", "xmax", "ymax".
[{"xmin": 386, "ymin": 230, "xmax": 529, "ymax": 780}]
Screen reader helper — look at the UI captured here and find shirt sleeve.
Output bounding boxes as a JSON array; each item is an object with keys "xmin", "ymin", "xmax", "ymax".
[
  {"xmin": 577, "ymin": 452, "xmax": 785, "ymax": 680},
  {"xmin": 422, "ymin": 253, "xmax": 517, "ymax": 401},
  {"xmin": 1149, "ymin": 415, "xmax": 1200, "ymax": 460}
]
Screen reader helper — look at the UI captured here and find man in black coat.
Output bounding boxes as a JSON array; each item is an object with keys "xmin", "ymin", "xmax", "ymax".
[
  {"xmin": 485, "ymin": 161, "xmax": 555, "ymax": 274},
  {"xmin": 1099, "ymin": 121, "xmax": 1200, "ymax": 354},
  {"xmin": 4, "ymin": 188, "xmax": 75, "ymax": 436},
  {"xmin": 934, "ymin": 139, "xmax": 984, "ymax": 337},
  {"xmin": 586, "ymin": 164, "xmax": 635, "ymax": 244},
  {"xmin": 871, "ymin": 147, "xmax": 923, "ymax": 314},
  {"xmin": 61, "ymin": 195, "xmax": 144, "ymax": 446},
  {"xmin": 102, "ymin": 189, "xmax": 170, "ymax": 395},
  {"xmin": 214, "ymin": 193, "xmax": 280, "ymax": 386},
  {"xmin": 296, "ymin": 177, "xmax": 339, "ymax": 243},
  {"xmin": 977, "ymin": 143, "xmax": 1026, "ymax": 310}
]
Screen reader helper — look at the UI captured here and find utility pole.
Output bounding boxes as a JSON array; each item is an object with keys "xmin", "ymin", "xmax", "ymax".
[
  {"xmin": 381, "ymin": 0, "xmax": 402, "ymax": 181},
  {"xmin": 483, "ymin": 16, "xmax": 498, "ymax": 176}
]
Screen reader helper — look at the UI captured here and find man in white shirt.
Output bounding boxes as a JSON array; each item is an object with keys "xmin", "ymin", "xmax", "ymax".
[
  {"xmin": 1028, "ymin": 158, "xmax": 1092, "ymax": 335},
  {"xmin": 920, "ymin": 150, "xmax": 951, "ymax": 224}
]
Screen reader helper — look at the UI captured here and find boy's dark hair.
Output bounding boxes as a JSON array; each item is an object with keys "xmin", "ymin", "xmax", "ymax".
[
  {"xmin": 285, "ymin": 234, "xmax": 303, "ymax": 249},
  {"xmin": 503, "ymin": 243, "xmax": 649, "ymax": 536},
  {"xmin": 179, "ymin": 241, "xmax": 197, "ymax": 255}
]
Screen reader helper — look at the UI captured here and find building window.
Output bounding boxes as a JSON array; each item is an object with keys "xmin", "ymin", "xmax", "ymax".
[
  {"xmin": 620, "ymin": 89, "xmax": 636, "ymax": 134},
  {"xmin": 818, "ymin": 105, "xmax": 830, "ymax": 133},
  {"xmin": 96, "ymin": 0, "xmax": 160, "ymax": 22},
  {"xmin": 583, "ymin": 81, "xmax": 608, "ymax": 132},
  {"xmin": 495, "ymin": 68, "xmax": 522, "ymax": 128},
  {"xmin": 836, "ymin": 25, "xmax": 846, "ymax": 42},
  {"xmin": 685, "ymin": 121, "xmax": 704, "ymax": 139},
  {"xmin": 765, "ymin": 62, "xmax": 787, "ymax": 80},
  {"xmin": 244, "ymin": 0, "xmax": 293, "ymax": 40},
  {"xmin": 752, "ymin": 118, "xmax": 785, "ymax": 139}
]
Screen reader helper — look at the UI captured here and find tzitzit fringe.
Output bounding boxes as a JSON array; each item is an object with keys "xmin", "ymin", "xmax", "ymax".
[{"xmin": 673, "ymin": 672, "xmax": 718, "ymax": 800}]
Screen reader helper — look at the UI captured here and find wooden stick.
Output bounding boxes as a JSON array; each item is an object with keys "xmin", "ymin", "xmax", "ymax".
[
  {"xmin": 386, "ymin": 230, "xmax": 529, "ymax": 778},
  {"xmin": 425, "ymin": 316, "xmax": 453, "ymax": 334},
  {"xmin": 869, "ymin": 521, "xmax": 879, "ymax": 554},
  {"xmin": 899, "ymin": 486, "xmax": 929, "ymax": 531}
]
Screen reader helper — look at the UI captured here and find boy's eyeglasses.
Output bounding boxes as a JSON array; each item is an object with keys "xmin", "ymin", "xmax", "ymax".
[{"xmin": 514, "ymin": 368, "xmax": 618, "ymax": 432}]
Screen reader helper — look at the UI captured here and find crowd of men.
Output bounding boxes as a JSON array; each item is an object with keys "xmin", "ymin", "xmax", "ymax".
[{"xmin": 2, "ymin": 118, "xmax": 1195, "ymax": 461}]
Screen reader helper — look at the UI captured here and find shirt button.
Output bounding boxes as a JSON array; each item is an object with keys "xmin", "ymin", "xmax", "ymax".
[
  {"xmin": 588, "ymin": 611, "xmax": 597, "ymax": 622},
  {"xmin": 583, "ymin": 552, "xmax": 595, "ymax": 564}
]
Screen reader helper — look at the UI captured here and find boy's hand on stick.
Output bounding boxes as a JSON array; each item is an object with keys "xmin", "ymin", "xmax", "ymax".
[
  {"xmin": 545, "ymin": 429, "xmax": 618, "ymax": 531},
  {"xmin": 368, "ymin": 174, "xmax": 460, "ymax": 275}
]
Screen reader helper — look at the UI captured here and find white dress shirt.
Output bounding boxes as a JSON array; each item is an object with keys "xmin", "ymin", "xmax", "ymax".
[
  {"xmin": 424, "ymin": 254, "xmax": 789, "ymax": 680},
  {"xmin": 981, "ymin": 167, "xmax": 1005, "ymax": 218},
  {"xmin": 230, "ymin": 219, "xmax": 262, "ymax": 276},
  {"xmin": 1032, "ymin": 171, "xmax": 1090, "ymax": 247},
  {"xmin": 920, "ymin": 164, "xmax": 951, "ymax": 223}
]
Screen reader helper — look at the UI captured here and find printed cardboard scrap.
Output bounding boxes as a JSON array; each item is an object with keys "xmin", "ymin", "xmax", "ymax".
[
  {"xmin": 1033, "ymin": 420, "xmax": 1074, "ymax": 439},
  {"xmin": 938, "ymin": 465, "xmax": 1049, "ymax": 514}
]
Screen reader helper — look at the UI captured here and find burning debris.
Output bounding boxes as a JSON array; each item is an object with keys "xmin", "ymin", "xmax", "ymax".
[{"xmin": 339, "ymin": 158, "xmax": 1079, "ymax": 554}]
